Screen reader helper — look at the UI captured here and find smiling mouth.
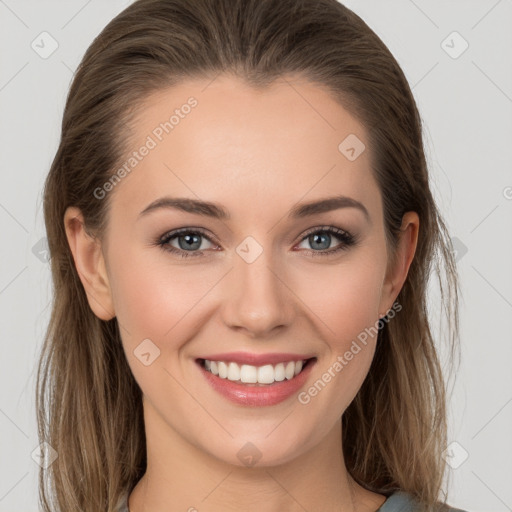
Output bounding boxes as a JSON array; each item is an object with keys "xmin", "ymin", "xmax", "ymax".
[{"xmin": 196, "ymin": 357, "xmax": 316, "ymax": 386}]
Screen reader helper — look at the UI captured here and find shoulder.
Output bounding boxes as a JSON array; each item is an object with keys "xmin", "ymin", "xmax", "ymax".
[
  {"xmin": 116, "ymin": 489, "xmax": 470, "ymax": 512},
  {"xmin": 377, "ymin": 490, "xmax": 469, "ymax": 512}
]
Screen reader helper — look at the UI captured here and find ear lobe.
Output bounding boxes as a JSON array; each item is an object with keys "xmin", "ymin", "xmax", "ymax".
[
  {"xmin": 63, "ymin": 206, "xmax": 115, "ymax": 321},
  {"xmin": 379, "ymin": 211, "xmax": 419, "ymax": 316}
]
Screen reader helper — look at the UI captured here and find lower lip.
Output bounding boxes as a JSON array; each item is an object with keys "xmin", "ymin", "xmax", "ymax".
[{"xmin": 197, "ymin": 359, "xmax": 316, "ymax": 407}]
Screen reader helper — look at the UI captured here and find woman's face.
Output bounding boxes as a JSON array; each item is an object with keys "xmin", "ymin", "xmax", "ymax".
[{"xmin": 82, "ymin": 74, "xmax": 416, "ymax": 467}]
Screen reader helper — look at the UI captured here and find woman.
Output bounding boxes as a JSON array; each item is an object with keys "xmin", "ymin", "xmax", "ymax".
[{"xmin": 36, "ymin": 0, "xmax": 467, "ymax": 511}]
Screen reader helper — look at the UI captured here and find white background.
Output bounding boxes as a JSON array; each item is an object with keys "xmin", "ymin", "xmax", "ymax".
[{"xmin": 0, "ymin": 1, "xmax": 511, "ymax": 511}]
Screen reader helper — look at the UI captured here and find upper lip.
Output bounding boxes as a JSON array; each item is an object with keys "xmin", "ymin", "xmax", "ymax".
[{"xmin": 197, "ymin": 351, "xmax": 316, "ymax": 366}]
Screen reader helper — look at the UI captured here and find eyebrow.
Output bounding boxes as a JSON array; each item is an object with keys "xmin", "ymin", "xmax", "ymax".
[{"xmin": 138, "ymin": 195, "xmax": 370, "ymax": 222}]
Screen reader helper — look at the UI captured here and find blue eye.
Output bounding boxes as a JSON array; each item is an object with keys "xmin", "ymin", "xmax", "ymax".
[
  {"xmin": 296, "ymin": 226, "xmax": 356, "ymax": 256},
  {"xmin": 156, "ymin": 226, "xmax": 356, "ymax": 259},
  {"xmin": 157, "ymin": 228, "xmax": 215, "ymax": 258}
]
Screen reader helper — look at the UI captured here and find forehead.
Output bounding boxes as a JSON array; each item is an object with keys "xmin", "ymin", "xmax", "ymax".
[{"xmin": 110, "ymin": 74, "xmax": 381, "ymax": 224}]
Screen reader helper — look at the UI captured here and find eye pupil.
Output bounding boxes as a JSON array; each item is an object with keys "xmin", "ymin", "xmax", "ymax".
[
  {"xmin": 179, "ymin": 233, "xmax": 201, "ymax": 250},
  {"xmin": 160, "ymin": 227, "xmax": 352, "ymax": 259},
  {"xmin": 310, "ymin": 233, "xmax": 330, "ymax": 250}
]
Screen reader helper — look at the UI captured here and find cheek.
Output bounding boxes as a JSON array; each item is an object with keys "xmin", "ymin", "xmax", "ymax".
[
  {"xmin": 108, "ymin": 237, "xmax": 386, "ymax": 349},
  {"xmin": 291, "ymin": 254, "xmax": 386, "ymax": 401},
  {"xmin": 292, "ymin": 256, "xmax": 386, "ymax": 347},
  {"xmin": 294, "ymin": 265, "xmax": 385, "ymax": 420},
  {"xmin": 107, "ymin": 241, "xmax": 221, "ymax": 345},
  {"xmin": 106, "ymin": 244, "xmax": 221, "ymax": 396}
]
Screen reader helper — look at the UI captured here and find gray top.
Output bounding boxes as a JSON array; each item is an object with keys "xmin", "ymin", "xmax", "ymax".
[
  {"xmin": 376, "ymin": 491, "xmax": 468, "ymax": 511},
  {"xmin": 116, "ymin": 490, "xmax": 468, "ymax": 511}
]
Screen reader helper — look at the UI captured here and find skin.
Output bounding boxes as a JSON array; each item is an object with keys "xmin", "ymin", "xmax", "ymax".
[{"xmin": 64, "ymin": 73, "xmax": 419, "ymax": 512}]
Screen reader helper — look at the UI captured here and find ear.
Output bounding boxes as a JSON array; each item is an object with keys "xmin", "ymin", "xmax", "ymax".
[
  {"xmin": 63, "ymin": 206, "xmax": 115, "ymax": 321},
  {"xmin": 378, "ymin": 211, "xmax": 419, "ymax": 317}
]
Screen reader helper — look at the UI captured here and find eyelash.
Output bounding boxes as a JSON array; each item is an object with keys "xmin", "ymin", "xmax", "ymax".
[{"xmin": 155, "ymin": 226, "xmax": 357, "ymax": 259}]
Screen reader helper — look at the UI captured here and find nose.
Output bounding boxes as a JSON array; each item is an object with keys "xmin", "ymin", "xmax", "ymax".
[{"xmin": 220, "ymin": 242, "xmax": 295, "ymax": 338}]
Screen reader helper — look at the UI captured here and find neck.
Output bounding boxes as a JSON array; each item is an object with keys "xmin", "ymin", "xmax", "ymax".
[{"xmin": 128, "ymin": 399, "xmax": 381, "ymax": 512}]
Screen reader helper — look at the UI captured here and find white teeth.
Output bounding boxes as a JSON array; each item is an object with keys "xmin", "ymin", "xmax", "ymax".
[
  {"xmin": 257, "ymin": 364, "xmax": 275, "ymax": 384},
  {"xmin": 274, "ymin": 363, "xmax": 285, "ymax": 381},
  {"xmin": 202, "ymin": 359, "xmax": 308, "ymax": 384},
  {"xmin": 218, "ymin": 361, "xmax": 228, "ymax": 379},
  {"xmin": 227, "ymin": 362, "xmax": 240, "ymax": 381},
  {"xmin": 240, "ymin": 364, "xmax": 258, "ymax": 383},
  {"xmin": 285, "ymin": 361, "xmax": 295, "ymax": 380}
]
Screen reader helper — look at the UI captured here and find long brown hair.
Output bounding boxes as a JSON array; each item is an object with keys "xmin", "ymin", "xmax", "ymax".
[{"xmin": 36, "ymin": 0, "xmax": 460, "ymax": 510}]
